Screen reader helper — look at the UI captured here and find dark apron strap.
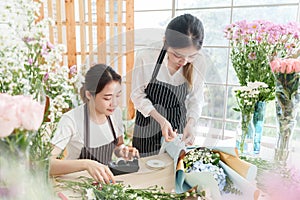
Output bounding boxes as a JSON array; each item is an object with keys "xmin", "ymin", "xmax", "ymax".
[
  {"xmin": 84, "ymin": 104, "xmax": 118, "ymax": 146},
  {"xmin": 84, "ymin": 103, "xmax": 90, "ymax": 147},
  {"xmin": 150, "ymin": 46, "xmax": 167, "ymax": 82},
  {"xmin": 106, "ymin": 116, "xmax": 118, "ymax": 145}
]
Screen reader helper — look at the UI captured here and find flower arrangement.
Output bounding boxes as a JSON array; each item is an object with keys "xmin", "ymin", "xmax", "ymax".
[
  {"xmin": 0, "ymin": 93, "xmax": 59, "ymax": 199},
  {"xmin": 233, "ymin": 81, "xmax": 268, "ymax": 116},
  {"xmin": 55, "ymin": 176, "xmax": 207, "ymax": 200},
  {"xmin": 182, "ymin": 147, "xmax": 241, "ymax": 195},
  {"xmin": 0, "ymin": 0, "xmax": 82, "ymax": 163},
  {"xmin": 233, "ymin": 81, "xmax": 268, "ymax": 153},
  {"xmin": 270, "ymin": 58, "xmax": 300, "ymax": 161},
  {"xmin": 224, "ymin": 20, "xmax": 300, "ymax": 102}
]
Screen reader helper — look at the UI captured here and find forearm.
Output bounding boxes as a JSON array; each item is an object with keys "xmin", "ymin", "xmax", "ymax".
[
  {"xmin": 49, "ymin": 158, "xmax": 89, "ymax": 176},
  {"xmin": 186, "ymin": 117, "xmax": 196, "ymax": 127},
  {"xmin": 149, "ymin": 109, "xmax": 166, "ymax": 126}
]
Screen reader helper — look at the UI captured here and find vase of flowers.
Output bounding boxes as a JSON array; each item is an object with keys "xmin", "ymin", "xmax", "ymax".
[
  {"xmin": 224, "ymin": 20, "xmax": 279, "ymax": 101},
  {"xmin": 224, "ymin": 20, "xmax": 300, "ymax": 155},
  {"xmin": 270, "ymin": 58, "xmax": 300, "ymax": 163},
  {"xmin": 233, "ymin": 82, "xmax": 268, "ymax": 154}
]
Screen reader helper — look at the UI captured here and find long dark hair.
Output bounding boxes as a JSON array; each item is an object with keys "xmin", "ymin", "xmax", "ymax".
[
  {"xmin": 80, "ymin": 64, "xmax": 121, "ymax": 103},
  {"xmin": 165, "ymin": 14, "xmax": 204, "ymax": 87}
]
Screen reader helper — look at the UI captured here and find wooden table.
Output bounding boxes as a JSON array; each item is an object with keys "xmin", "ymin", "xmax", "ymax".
[{"xmin": 54, "ymin": 153, "xmax": 175, "ymax": 199}]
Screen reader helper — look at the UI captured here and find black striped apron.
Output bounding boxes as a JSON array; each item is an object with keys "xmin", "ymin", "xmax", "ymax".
[
  {"xmin": 133, "ymin": 48, "xmax": 188, "ymax": 157},
  {"xmin": 79, "ymin": 104, "xmax": 118, "ymax": 165}
]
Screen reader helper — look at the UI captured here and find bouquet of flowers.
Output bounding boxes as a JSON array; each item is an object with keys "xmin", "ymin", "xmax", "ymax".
[
  {"xmin": 183, "ymin": 147, "xmax": 240, "ymax": 195},
  {"xmin": 270, "ymin": 58, "xmax": 300, "ymax": 161},
  {"xmin": 224, "ymin": 20, "xmax": 300, "ymax": 102}
]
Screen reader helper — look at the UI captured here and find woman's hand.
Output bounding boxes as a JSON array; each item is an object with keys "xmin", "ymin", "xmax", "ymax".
[
  {"xmin": 160, "ymin": 118, "xmax": 177, "ymax": 142},
  {"xmin": 116, "ymin": 144, "xmax": 139, "ymax": 160},
  {"xmin": 85, "ymin": 159, "xmax": 115, "ymax": 184},
  {"xmin": 149, "ymin": 110, "xmax": 177, "ymax": 142},
  {"xmin": 182, "ymin": 118, "xmax": 195, "ymax": 146}
]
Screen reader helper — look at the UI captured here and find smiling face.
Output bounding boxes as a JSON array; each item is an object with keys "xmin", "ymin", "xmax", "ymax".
[
  {"xmin": 167, "ymin": 45, "xmax": 199, "ymax": 70},
  {"xmin": 93, "ymin": 80, "xmax": 122, "ymax": 116}
]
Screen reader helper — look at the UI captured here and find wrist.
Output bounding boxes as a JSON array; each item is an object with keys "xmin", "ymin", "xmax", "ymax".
[
  {"xmin": 115, "ymin": 144, "xmax": 126, "ymax": 157},
  {"xmin": 187, "ymin": 118, "xmax": 196, "ymax": 126},
  {"xmin": 81, "ymin": 159, "xmax": 89, "ymax": 171}
]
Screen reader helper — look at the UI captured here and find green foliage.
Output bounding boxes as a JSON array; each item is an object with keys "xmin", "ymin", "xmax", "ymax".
[{"xmin": 56, "ymin": 176, "xmax": 206, "ymax": 200}]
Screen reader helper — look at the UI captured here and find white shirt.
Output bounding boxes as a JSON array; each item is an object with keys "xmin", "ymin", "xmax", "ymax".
[
  {"xmin": 131, "ymin": 44, "xmax": 207, "ymax": 121},
  {"xmin": 51, "ymin": 104, "xmax": 124, "ymax": 160}
]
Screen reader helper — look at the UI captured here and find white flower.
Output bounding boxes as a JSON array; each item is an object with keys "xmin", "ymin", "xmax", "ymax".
[{"xmin": 85, "ymin": 188, "xmax": 96, "ymax": 200}]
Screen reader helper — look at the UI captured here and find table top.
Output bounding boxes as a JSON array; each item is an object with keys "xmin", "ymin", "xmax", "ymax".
[
  {"xmin": 53, "ymin": 153, "xmax": 175, "ymax": 199},
  {"xmin": 53, "ymin": 147, "xmax": 270, "ymax": 200}
]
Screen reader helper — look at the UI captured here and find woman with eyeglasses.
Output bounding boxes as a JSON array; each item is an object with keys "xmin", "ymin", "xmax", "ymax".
[{"xmin": 131, "ymin": 13, "xmax": 207, "ymax": 157}]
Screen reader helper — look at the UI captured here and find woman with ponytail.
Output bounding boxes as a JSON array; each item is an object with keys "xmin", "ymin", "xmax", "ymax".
[{"xmin": 131, "ymin": 14, "xmax": 207, "ymax": 157}]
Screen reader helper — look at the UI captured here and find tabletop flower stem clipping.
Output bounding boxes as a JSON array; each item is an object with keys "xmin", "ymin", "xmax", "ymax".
[{"xmin": 270, "ymin": 58, "xmax": 300, "ymax": 163}]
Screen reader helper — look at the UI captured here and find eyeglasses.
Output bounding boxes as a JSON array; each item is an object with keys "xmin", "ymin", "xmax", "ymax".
[{"xmin": 168, "ymin": 48, "xmax": 199, "ymax": 62}]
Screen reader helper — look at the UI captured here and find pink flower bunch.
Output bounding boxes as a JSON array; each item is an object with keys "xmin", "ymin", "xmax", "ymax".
[
  {"xmin": 224, "ymin": 20, "xmax": 300, "ymax": 58},
  {"xmin": 262, "ymin": 167, "xmax": 300, "ymax": 200},
  {"xmin": 0, "ymin": 93, "xmax": 44, "ymax": 138},
  {"xmin": 270, "ymin": 58, "xmax": 300, "ymax": 74}
]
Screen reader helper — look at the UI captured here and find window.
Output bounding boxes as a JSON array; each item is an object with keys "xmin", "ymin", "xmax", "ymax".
[{"xmin": 133, "ymin": 0, "xmax": 300, "ymax": 145}]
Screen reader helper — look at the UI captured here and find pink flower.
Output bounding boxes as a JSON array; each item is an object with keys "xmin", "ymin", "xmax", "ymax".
[
  {"xmin": 270, "ymin": 58, "xmax": 281, "ymax": 72},
  {"xmin": 248, "ymin": 52, "xmax": 257, "ymax": 60},
  {"xmin": 0, "ymin": 94, "xmax": 20, "ymax": 137},
  {"xmin": 0, "ymin": 94, "xmax": 45, "ymax": 137},
  {"xmin": 270, "ymin": 58, "xmax": 300, "ymax": 74},
  {"xmin": 262, "ymin": 167, "xmax": 300, "ymax": 200},
  {"xmin": 69, "ymin": 65, "xmax": 77, "ymax": 75},
  {"xmin": 14, "ymin": 95, "xmax": 45, "ymax": 131},
  {"xmin": 292, "ymin": 59, "xmax": 300, "ymax": 72}
]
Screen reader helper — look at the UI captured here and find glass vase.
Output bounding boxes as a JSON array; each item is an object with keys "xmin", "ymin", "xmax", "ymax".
[
  {"xmin": 253, "ymin": 101, "xmax": 266, "ymax": 154},
  {"xmin": 274, "ymin": 73, "xmax": 300, "ymax": 163},
  {"xmin": 236, "ymin": 113, "xmax": 254, "ymax": 155}
]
